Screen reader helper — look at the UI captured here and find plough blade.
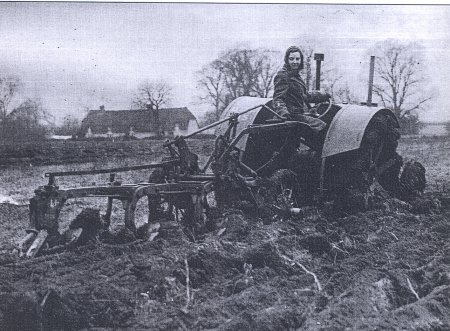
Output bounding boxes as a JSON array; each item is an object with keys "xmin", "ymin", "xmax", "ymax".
[
  {"xmin": 17, "ymin": 230, "xmax": 38, "ymax": 257},
  {"xmin": 26, "ymin": 230, "xmax": 48, "ymax": 258}
]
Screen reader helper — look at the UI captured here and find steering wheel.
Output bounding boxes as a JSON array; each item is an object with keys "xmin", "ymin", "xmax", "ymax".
[
  {"xmin": 306, "ymin": 97, "xmax": 333, "ymax": 118},
  {"xmin": 321, "ymin": 97, "xmax": 333, "ymax": 114}
]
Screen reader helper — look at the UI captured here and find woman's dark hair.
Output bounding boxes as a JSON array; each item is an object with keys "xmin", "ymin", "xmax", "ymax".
[{"xmin": 284, "ymin": 46, "xmax": 304, "ymax": 70}]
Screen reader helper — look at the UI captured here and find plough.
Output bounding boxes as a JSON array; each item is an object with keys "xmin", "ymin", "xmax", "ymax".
[{"xmin": 18, "ymin": 94, "xmax": 415, "ymax": 257}]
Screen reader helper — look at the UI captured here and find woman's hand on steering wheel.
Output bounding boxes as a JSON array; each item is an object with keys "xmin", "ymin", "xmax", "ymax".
[{"xmin": 315, "ymin": 94, "xmax": 333, "ymax": 116}]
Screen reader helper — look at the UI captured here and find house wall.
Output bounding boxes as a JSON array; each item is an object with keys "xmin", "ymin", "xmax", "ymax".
[
  {"xmin": 88, "ymin": 133, "xmax": 126, "ymax": 138},
  {"xmin": 174, "ymin": 119, "xmax": 199, "ymax": 136},
  {"xmin": 134, "ymin": 132, "xmax": 158, "ymax": 139},
  {"xmin": 84, "ymin": 119, "xmax": 200, "ymax": 139},
  {"xmin": 188, "ymin": 119, "xmax": 199, "ymax": 134},
  {"xmin": 51, "ymin": 135, "xmax": 73, "ymax": 140}
]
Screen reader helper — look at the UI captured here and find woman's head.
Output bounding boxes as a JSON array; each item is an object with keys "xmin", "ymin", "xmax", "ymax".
[{"xmin": 284, "ymin": 46, "xmax": 304, "ymax": 71}]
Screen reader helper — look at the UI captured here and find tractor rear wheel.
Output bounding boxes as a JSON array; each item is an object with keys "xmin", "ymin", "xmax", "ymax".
[{"xmin": 332, "ymin": 112, "xmax": 402, "ymax": 212}]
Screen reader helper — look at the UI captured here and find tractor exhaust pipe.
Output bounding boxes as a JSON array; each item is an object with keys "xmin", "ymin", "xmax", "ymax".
[
  {"xmin": 367, "ymin": 55, "xmax": 375, "ymax": 107},
  {"xmin": 314, "ymin": 53, "xmax": 324, "ymax": 90}
]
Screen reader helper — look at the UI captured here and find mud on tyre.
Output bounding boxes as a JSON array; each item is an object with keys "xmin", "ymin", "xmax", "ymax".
[{"xmin": 327, "ymin": 112, "xmax": 402, "ymax": 212}]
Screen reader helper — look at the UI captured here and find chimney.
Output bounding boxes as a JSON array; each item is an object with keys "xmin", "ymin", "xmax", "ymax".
[
  {"xmin": 99, "ymin": 105, "xmax": 105, "ymax": 111},
  {"xmin": 146, "ymin": 103, "xmax": 153, "ymax": 111}
]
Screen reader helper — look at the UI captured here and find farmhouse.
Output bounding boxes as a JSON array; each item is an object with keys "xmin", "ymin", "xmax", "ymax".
[{"xmin": 79, "ymin": 105, "xmax": 199, "ymax": 138}]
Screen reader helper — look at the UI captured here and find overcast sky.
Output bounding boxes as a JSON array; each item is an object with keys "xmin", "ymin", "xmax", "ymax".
[{"xmin": 1, "ymin": 3, "xmax": 449, "ymax": 123}]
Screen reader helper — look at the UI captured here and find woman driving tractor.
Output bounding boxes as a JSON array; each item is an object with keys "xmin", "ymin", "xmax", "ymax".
[{"xmin": 273, "ymin": 46, "xmax": 331, "ymax": 133}]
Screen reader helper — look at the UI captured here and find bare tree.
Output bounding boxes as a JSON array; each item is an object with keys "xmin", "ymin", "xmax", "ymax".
[
  {"xmin": 299, "ymin": 46, "xmax": 314, "ymax": 91},
  {"xmin": 132, "ymin": 80, "xmax": 173, "ymax": 110},
  {"xmin": 0, "ymin": 76, "xmax": 21, "ymax": 138},
  {"xmin": 254, "ymin": 50, "xmax": 280, "ymax": 98},
  {"xmin": 0, "ymin": 76, "xmax": 21, "ymax": 118},
  {"xmin": 196, "ymin": 61, "xmax": 226, "ymax": 121},
  {"xmin": 320, "ymin": 67, "xmax": 358, "ymax": 104},
  {"xmin": 216, "ymin": 49, "xmax": 261, "ymax": 99},
  {"xmin": 372, "ymin": 40, "xmax": 432, "ymax": 124},
  {"xmin": 6, "ymin": 98, "xmax": 51, "ymax": 142},
  {"xmin": 199, "ymin": 110, "xmax": 221, "ymax": 128},
  {"xmin": 55, "ymin": 115, "xmax": 81, "ymax": 136},
  {"xmin": 320, "ymin": 67, "xmax": 342, "ymax": 96},
  {"xmin": 197, "ymin": 48, "xmax": 280, "ymax": 124},
  {"xmin": 333, "ymin": 84, "xmax": 359, "ymax": 104},
  {"xmin": 132, "ymin": 80, "xmax": 173, "ymax": 137}
]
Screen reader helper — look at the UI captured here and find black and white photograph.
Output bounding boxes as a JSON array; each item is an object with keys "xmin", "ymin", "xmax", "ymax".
[{"xmin": 0, "ymin": 2, "xmax": 449, "ymax": 330}]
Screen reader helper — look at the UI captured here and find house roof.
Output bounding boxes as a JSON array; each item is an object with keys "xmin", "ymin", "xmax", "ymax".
[{"xmin": 80, "ymin": 107, "xmax": 197, "ymax": 134}]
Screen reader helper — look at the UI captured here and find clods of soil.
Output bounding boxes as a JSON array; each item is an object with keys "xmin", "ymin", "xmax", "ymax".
[{"xmin": 0, "ymin": 193, "xmax": 450, "ymax": 330}]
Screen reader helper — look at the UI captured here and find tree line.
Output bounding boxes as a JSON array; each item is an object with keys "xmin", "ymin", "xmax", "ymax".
[
  {"xmin": 194, "ymin": 40, "xmax": 432, "ymax": 133},
  {"xmin": 0, "ymin": 77, "xmax": 51, "ymax": 143},
  {"xmin": 0, "ymin": 39, "xmax": 433, "ymax": 143}
]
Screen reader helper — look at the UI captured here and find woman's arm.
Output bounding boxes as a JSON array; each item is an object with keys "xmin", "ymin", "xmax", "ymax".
[{"xmin": 273, "ymin": 73, "xmax": 290, "ymax": 117}]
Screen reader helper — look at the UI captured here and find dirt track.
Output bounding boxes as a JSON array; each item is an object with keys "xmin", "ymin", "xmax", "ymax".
[{"xmin": 0, "ymin": 137, "xmax": 449, "ymax": 330}]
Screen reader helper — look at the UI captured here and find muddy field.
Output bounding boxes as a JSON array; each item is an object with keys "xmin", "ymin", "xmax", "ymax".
[{"xmin": 0, "ymin": 136, "xmax": 449, "ymax": 330}]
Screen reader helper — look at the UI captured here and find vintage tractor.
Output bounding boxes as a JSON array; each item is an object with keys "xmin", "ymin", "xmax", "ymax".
[
  {"xmin": 16, "ymin": 93, "xmax": 424, "ymax": 258},
  {"xmin": 209, "ymin": 96, "xmax": 406, "ymax": 210}
]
